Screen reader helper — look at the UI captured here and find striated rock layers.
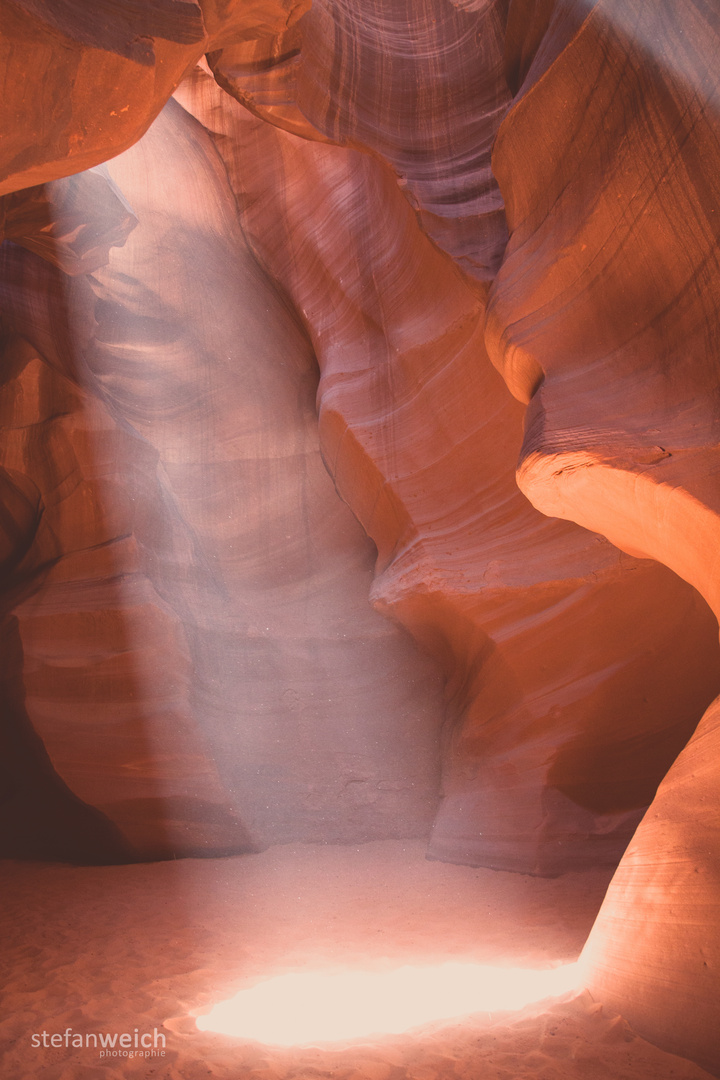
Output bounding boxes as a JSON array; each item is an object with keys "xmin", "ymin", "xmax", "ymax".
[
  {"xmin": 486, "ymin": 0, "xmax": 720, "ymax": 1072},
  {"xmin": 175, "ymin": 46, "xmax": 720, "ymax": 879},
  {"xmin": 0, "ymin": 102, "xmax": 444, "ymax": 860},
  {"xmin": 0, "ymin": 0, "xmax": 311, "ymax": 195},
  {"xmin": 1, "ymin": 0, "xmax": 720, "ymax": 1071}
]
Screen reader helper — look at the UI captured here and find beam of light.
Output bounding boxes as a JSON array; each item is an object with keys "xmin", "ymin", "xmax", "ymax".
[{"xmin": 195, "ymin": 961, "xmax": 580, "ymax": 1045}]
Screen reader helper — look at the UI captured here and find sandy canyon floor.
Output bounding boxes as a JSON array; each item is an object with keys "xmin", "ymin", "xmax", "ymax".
[{"xmin": 0, "ymin": 840, "xmax": 713, "ymax": 1080}]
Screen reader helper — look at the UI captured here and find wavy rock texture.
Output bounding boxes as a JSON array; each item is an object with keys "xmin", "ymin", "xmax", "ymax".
[
  {"xmin": 175, "ymin": 64, "xmax": 720, "ymax": 877},
  {"xmin": 1, "ymin": 0, "xmax": 720, "ymax": 1072},
  {"xmin": 0, "ymin": 246, "xmax": 253, "ymax": 860},
  {"xmin": 486, "ymin": 0, "xmax": 720, "ymax": 1070},
  {"xmin": 208, "ymin": 0, "xmax": 511, "ymax": 279},
  {"xmin": 0, "ymin": 100, "xmax": 445, "ymax": 859},
  {"xmin": 0, "ymin": 0, "xmax": 310, "ymax": 196}
]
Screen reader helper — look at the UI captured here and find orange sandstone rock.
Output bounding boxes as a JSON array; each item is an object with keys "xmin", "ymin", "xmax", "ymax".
[
  {"xmin": 487, "ymin": 0, "xmax": 720, "ymax": 1069},
  {"xmin": 0, "ymin": 0, "xmax": 310, "ymax": 196},
  {"xmin": 0, "ymin": 4, "xmax": 719, "ymax": 1070},
  {"xmin": 177, "ymin": 62, "xmax": 720, "ymax": 875}
]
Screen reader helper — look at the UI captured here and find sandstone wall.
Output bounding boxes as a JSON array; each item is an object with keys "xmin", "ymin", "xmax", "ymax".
[{"xmin": 1, "ymin": 0, "xmax": 720, "ymax": 1070}]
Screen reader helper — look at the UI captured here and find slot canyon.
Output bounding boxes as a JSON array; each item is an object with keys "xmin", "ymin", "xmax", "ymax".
[{"xmin": 1, "ymin": 1, "xmax": 719, "ymax": 1078}]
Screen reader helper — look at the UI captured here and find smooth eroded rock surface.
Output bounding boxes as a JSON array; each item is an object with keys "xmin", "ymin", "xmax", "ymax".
[
  {"xmin": 486, "ymin": 0, "xmax": 720, "ymax": 1070},
  {"xmin": 0, "ymin": 103, "xmax": 445, "ymax": 858},
  {"xmin": 1, "ymin": 1, "xmax": 720, "ymax": 1073},
  {"xmin": 176, "ymin": 62, "xmax": 720, "ymax": 876}
]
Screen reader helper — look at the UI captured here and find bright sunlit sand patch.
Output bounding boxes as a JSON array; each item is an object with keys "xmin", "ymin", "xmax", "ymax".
[{"xmin": 195, "ymin": 961, "xmax": 581, "ymax": 1045}]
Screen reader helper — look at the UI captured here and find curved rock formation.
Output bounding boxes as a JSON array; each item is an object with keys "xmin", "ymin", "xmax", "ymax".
[
  {"xmin": 1, "ymin": 0, "xmax": 720, "ymax": 1072},
  {"xmin": 485, "ymin": 0, "xmax": 720, "ymax": 1070},
  {"xmin": 259, "ymin": 0, "xmax": 510, "ymax": 278},
  {"xmin": 0, "ymin": 96, "xmax": 445, "ymax": 859},
  {"xmin": 207, "ymin": 0, "xmax": 511, "ymax": 279},
  {"xmin": 0, "ymin": 0, "xmax": 309, "ymax": 195},
  {"xmin": 580, "ymin": 696, "xmax": 720, "ymax": 1075},
  {"xmin": 176, "ymin": 62, "xmax": 719, "ymax": 876}
]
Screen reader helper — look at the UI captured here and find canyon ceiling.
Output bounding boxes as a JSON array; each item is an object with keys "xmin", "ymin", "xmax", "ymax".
[{"xmin": 1, "ymin": 0, "xmax": 719, "ymax": 1074}]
